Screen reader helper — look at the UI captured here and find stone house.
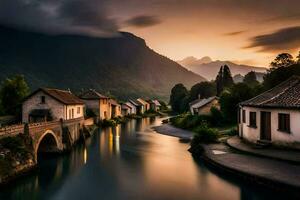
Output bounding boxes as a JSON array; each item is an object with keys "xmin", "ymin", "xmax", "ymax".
[
  {"xmin": 137, "ymin": 98, "xmax": 150, "ymax": 111},
  {"xmin": 124, "ymin": 101, "xmax": 137, "ymax": 114},
  {"xmin": 121, "ymin": 103, "xmax": 132, "ymax": 116},
  {"xmin": 239, "ymin": 76, "xmax": 300, "ymax": 149},
  {"xmin": 79, "ymin": 89, "xmax": 110, "ymax": 120},
  {"xmin": 148, "ymin": 100, "xmax": 161, "ymax": 111},
  {"xmin": 22, "ymin": 88, "xmax": 84, "ymax": 123},
  {"xmin": 129, "ymin": 99, "xmax": 144, "ymax": 114},
  {"xmin": 189, "ymin": 96, "xmax": 219, "ymax": 115},
  {"xmin": 109, "ymin": 99, "xmax": 122, "ymax": 118}
]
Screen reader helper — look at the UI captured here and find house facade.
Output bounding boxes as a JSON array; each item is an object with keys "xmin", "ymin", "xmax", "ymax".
[
  {"xmin": 79, "ymin": 89, "xmax": 110, "ymax": 120},
  {"xmin": 109, "ymin": 99, "xmax": 122, "ymax": 118},
  {"xmin": 137, "ymin": 98, "xmax": 150, "ymax": 112},
  {"xmin": 124, "ymin": 101, "xmax": 137, "ymax": 114},
  {"xmin": 121, "ymin": 103, "xmax": 132, "ymax": 116},
  {"xmin": 189, "ymin": 96, "xmax": 219, "ymax": 115},
  {"xmin": 148, "ymin": 100, "xmax": 161, "ymax": 111},
  {"xmin": 129, "ymin": 99, "xmax": 144, "ymax": 114},
  {"xmin": 22, "ymin": 88, "xmax": 84, "ymax": 123},
  {"xmin": 239, "ymin": 76, "xmax": 300, "ymax": 148}
]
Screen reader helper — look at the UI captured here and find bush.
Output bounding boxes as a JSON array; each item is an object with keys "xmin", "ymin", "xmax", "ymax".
[
  {"xmin": 226, "ymin": 128, "xmax": 238, "ymax": 136},
  {"xmin": 210, "ymin": 106, "xmax": 224, "ymax": 126},
  {"xmin": 193, "ymin": 125, "xmax": 219, "ymax": 144},
  {"xmin": 99, "ymin": 119, "xmax": 117, "ymax": 127},
  {"xmin": 170, "ymin": 114, "xmax": 212, "ymax": 130}
]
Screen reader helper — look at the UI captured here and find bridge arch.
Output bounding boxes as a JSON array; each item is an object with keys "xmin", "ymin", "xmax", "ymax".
[{"xmin": 35, "ymin": 130, "xmax": 60, "ymax": 161}]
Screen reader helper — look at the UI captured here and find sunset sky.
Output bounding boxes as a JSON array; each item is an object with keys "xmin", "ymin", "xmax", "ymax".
[{"xmin": 1, "ymin": 0, "xmax": 300, "ymax": 67}]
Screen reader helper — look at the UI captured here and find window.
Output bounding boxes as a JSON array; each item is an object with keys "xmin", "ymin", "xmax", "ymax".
[
  {"xmin": 278, "ymin": 113, "xmax": 290, "ymax": 133},
  {"xmin": 77, "ymin": 107, "xmax": 81, "ymax": 114},
  {"xmin": 72, "ymin": 109, "xmax": 74, "ymax": 119},
  {"xmin": 41, "ymin": 96, "xmax": 46, "ymax": 104},
  {"xmin": 249, "ymin": 112, "xmax": 257, "ymax": 128},
  {"xmin": 242, "ymin": 110, "xmax": 246, "ymax": 123}
]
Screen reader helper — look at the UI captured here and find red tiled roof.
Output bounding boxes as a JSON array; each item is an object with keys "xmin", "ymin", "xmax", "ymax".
[{"xmin": 25, "ymin": 88, "xmax": 84, "ymax": 105}]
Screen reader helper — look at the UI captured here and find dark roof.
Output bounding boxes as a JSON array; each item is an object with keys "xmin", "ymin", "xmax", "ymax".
[
  {"xmin": 240, "ymin": 76, "xmax": 300, "ymax": 109},
  {"xmin": 109, "ymin": 99, "xmax": 120, "ymax": 106},
  {"xmin": 25, "ymin": 88, "xmax": 84, "ymax": 105},
  {"xmin": 129, "ymin": 99, "xmax": 142, "ymax": 106},
  {"xmin": 189, "ymin": 96, "xmax": 218, "ymax": 108},
  {"xmin": 79, "ymin": 89, "xmax": 108, "ymax": 100}
]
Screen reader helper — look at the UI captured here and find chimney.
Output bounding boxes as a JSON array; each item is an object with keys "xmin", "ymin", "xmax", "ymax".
[{"xmin": 198, "ymin": 94, "xmax": 201, "ymax": 99}]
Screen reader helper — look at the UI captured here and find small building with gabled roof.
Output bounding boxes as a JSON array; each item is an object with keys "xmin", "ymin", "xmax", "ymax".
[
  {"xmin": 189, "ymin": 96, "xmax": 219, "ymax": 115},
  {"xmin": 79, "ymin": 89, "xmax": 110, "ymax": 120},
  {"xmin": 22, "ymin": 88, "xmax": 84, "ymax": 123},
  {"xmin": 239, "ymin": 76, "xmax": 300, "ymax": 148},
  {"xmin": 109, "ymin": 99, "xmax": 122, "ymax": 118},
  {"xmin": 129, "ymin": 99, "xmax": 144, "ymax": 114}
]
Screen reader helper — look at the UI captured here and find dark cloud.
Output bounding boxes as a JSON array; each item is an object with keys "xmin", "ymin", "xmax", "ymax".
[
  {"xmin": 0, "ymin": 0, "xmax": 119, "ymax": 37},
  {"xmin": 245, "ymin": 26, "xmax": 300, "ymax": 52},
  {"xmin": 125, "ymin": 15, "xmax": 161, "ymax": 28},
  {"xmin": 224, "ymin": 31, "xmax": 246, "ymax": 36}
]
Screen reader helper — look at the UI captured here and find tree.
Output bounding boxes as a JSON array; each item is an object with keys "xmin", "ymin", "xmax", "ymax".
[
  {"xmin": 297, "ymin": 51, "xmax": 300, "ymax": 64},
  {"xmin": 0, "ymin": 75, "xmax": 30, "ymax": 116},
  {"xmin": 223, "ymin": 65, "xmax": 234, "ymax": 87},
  {"xmin": 215, "ymin": 65, "xmax": 234, "ymax": 96},
  {"xmin": 169, "ymin": 83, "xmax": 188, "ymax": 113},
  {"xmin": 270, "ymin": 53, "xmax": 295, "ymax": 69},
  {"xmin": 219, "ymin": 83, "xmax": 255, "ymax": 122},
  {"xmin": 216, "ymin": 66, "xmax": 223, "ymax": 96},
  {"xmin": 243, "ymin": 71, "xmax": 259, "ymax": 87},
  {"xmin": 263, "ymin": 62, "xmax": 300, "ymax": 90},
  {"xmin": 189, "ymin": 81, "xmax": 216, "ymax": 101}
]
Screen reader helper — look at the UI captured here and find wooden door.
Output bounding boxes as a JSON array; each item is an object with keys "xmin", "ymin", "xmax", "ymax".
[{"xmin": 260, "ymin": 111, "xmax": 271, "ymax": 140}]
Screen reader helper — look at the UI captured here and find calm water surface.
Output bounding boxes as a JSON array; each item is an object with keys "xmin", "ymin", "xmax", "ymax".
[{"xmin": 0, "ymin": 117, "xmax": 290, "ymax": 200}]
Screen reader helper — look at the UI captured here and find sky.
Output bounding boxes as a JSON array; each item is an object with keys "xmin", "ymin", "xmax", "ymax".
[{"xmin": 1, "ymin": 0, "xmax": 300, "ymax": 67}]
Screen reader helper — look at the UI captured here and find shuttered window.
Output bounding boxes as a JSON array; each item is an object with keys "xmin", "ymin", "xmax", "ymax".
[
  {"xmin": 278, "ymin": 113, "xmax": 290, "ymax": 133},
  {"xmin": 249, "ymin": 112, "xmax": 257, "ymax": 128}
]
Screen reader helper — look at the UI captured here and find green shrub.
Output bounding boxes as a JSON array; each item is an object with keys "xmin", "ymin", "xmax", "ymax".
[
  {"xmin": 226, "ymin": 127, "xmax": 238, "ymax": 136},
  {"xmin": 193, "ymin": 125, "xmax": 219, "ymax": 144},
  {"xmin": 170, "ymin": 114, "xmax": 211, "ymax": 130},
  {"xmin": 100, "ymin": 119, "xmax": 117, "ymax": 127},
  {"xmin": 210, "ymin": 106, "xmax": 224, "ymax": 127}
]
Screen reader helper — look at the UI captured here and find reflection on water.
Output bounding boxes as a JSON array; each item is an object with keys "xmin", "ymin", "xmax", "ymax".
[{"xmin": 0, "ymin": 117, "xmax": 293, "ymax": 200}]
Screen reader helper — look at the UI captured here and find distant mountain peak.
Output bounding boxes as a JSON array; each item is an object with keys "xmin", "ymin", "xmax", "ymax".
[
  {"xmin": 177, "ymin": 56, "xmax": 212, "ymax": 69},
  {"xmin": 178, "ymin": 56, "xmax": 267, "ymax": 80}
]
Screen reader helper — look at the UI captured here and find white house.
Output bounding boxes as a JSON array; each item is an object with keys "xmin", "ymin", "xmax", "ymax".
[
  {"xmin": 238, "ymin": 76, "xmax": 300, "ymax": 149},
  {"xmin": 189, "ymin": 96, "xmax": 219, "ymax": 115},
  {"xmin": 22, "ymin": 88, "xmax": 84, "ymax": 123}
]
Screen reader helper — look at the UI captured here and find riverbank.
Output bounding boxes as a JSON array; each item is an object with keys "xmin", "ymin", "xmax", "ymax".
[{"xmin": 154, "ymin": 123, "xmax": 300, "ymax": 196}]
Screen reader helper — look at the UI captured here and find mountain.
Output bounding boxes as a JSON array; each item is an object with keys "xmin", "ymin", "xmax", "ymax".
[
  {"xmin": 178, "ymin": 56, "xmax": 212, "ymax": 70},
  {"xmin": 178, "ymin": 57, "xmax": 267, "ymax": 80},
  {"xmin": 0, "ymin": 26, "xmax": 205, "ymax": 101}
]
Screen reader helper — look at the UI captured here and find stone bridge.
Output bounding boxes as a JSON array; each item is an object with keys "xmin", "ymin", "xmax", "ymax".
[{"xmin": 0, "ymin": 117, "xmax": 85, "ymax": 161}]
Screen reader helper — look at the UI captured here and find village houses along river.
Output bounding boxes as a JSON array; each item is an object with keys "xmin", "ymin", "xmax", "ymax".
[{"xmin": 0, "ymin": 117, "xmax": 291, "ymax": 200}]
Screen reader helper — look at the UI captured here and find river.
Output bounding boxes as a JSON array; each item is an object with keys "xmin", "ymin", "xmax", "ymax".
[{"xmin": 0, "ymin": 117, "xmax": 287, "ymax": 200}]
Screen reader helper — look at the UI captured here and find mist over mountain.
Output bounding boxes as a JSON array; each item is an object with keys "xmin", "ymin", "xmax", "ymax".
[
  {"xmin": 0, "ymin": 25, "xmax": 204, "ymax": 100},
  {"xmin": 178, "ymin": 57, "xmax": 267, "ymax": 80}
]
